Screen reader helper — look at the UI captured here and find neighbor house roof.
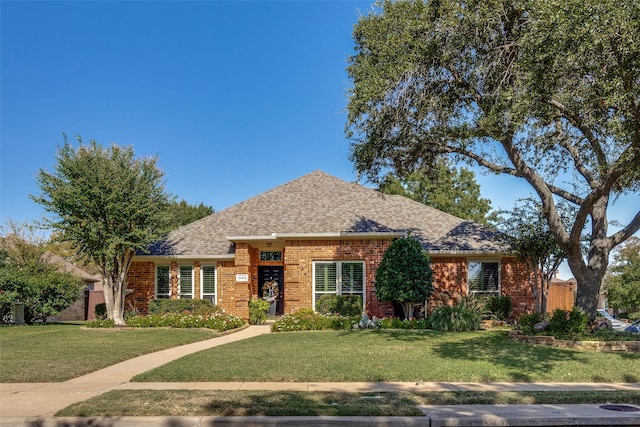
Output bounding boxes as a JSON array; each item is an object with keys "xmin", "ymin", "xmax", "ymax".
[
  {"xmin": 41, "ymin": 251, "xmax": 101, "ymax": 283},
  {"xmin": 146, "ymin": 170, "xmax": 509, "ymax": 257}
]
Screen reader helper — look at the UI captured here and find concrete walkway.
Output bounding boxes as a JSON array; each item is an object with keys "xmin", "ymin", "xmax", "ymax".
[{"xmin": 1, "ymin": 323, "xmax": 640, "ymax": 426}]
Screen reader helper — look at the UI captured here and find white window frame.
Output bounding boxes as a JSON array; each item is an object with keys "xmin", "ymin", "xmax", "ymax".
[
  {"xmin": 200, "ymin": 264, "xmax": 217, "ymax": 304},
  {"xmin": 155, "ymin": 265, "xmax": 171, "ymax": 299},
  {"xmin": 178, "ymin": 265, "xmax": 194, "ymax": 299},
  {"xmin": 467, "ymin": 260, "xmax": 500, "ymax": 295},
  {"xmin": 312, "ymin": 261, "xmax": 366, "ymax": 310}
]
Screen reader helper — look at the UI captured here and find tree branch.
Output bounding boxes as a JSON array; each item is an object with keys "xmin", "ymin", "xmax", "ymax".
[{"xmin": 543, "ymin": 97, "xmax": 608, "ymax": 169}]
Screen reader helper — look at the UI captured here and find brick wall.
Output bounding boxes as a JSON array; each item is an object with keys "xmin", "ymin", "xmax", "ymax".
[
  {"xmin": 284, "ymin": 239, "xmax": 394, "ymax": 317},
  {"xmin": 501, "ymin": 257, "xmax": 533, "ymax": 317},
  {"xmin": 125, "ymin": 261, "xmax": 155, "ymax": 314},
  {"xmin": 127, "ymin": 246, "xmax": 534, "ymax": 320}
]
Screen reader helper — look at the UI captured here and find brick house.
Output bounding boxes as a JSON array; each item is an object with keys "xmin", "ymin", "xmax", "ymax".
[{"xmin": 127, "ymin": 171, "xmax": 533, "ymax": 319}]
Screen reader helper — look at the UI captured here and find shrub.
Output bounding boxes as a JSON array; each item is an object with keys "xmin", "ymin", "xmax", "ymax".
[
  {"xmin": 85, "ymin": 318, "xmax": 115, "ymax": 328},
  {"xmin": 516, "ymin": 312, "xmax": 546, "ymax": 335},
  {"xmin": 148, "ymin": 299, "xmax": 219, "ymax": 315},
  {"xmin": 375, "ymin": 237, "xmax": 433, "ymax": 319},
  {"xmin": 249, "ymin": 298, "xmax": 271, "ymax": 325},
  {"xmin": 94, "ymin": 303, "xmax": 107, "ymax": 319},
  {"xmin": 0, "ymin": 266, "xmax": 82, "ymax": 323},
  {"xmin": 315, "ymin": 294, "xmax": 363, "ymax": 317},
  {"xmin": 587, "ymin": 328, "xmax": 639, "ymax": 342},
  {"xmin": 91, "ymin": 312, "xmax": 244, "ymax": 331},
  {"xmin": 272, "ymin": 309, "xmax": 330, "ymax": 331},
  {"xmin": 548, "ymin": 307, "xmax": 588, "ymax": 338},
  {"xmin": 628, "ymin": 312, "xmax": 640, "ymax": 322},
  {"xmin": 486, "ymin": 295, "xmax": 512, "ymax": 321},
  {"xmin": 327, "ymin": 315, "xmax": 360, "ymax": 330},
  {"xmin": 430, "ymin": 296, "xmax": 483, "ymax": 332}
]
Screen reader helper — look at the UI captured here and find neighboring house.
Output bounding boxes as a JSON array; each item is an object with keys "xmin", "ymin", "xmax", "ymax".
[
  {"xmin": 42, "ymin": 252, "xmax": 104, "ymax": 321},
  {"xmin": 127, "ymin": 171, "xmax": 534, "ymax": 319}
]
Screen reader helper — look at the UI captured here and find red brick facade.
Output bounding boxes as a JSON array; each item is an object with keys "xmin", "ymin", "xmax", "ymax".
[{"xmin": 127, "ymin": 238, "xmax": 533, "ymax": 319}]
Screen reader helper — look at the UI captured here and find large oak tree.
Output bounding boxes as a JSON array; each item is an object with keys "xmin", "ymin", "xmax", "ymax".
[
  {"xmin": 32, "ymin": 137, "xmax": 172, "ymax": 325},
  {"xmin": 346, "ymin": 0, "xmax": 640, "ymax": 318}
]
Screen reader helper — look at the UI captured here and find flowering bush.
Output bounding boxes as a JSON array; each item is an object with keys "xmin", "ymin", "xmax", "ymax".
[
  {"xmin": 86, "ymin": 312, "xmax": 244, "ymax": 331},
  {"xmin": 271, "ymin": 309, "xmax": 359, "ymax": 332}
]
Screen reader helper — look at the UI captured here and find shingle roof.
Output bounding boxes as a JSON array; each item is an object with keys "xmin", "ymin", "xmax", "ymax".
[{"xmin": 148, "ymin": 170, "xmax": 509, "ymax": 257}]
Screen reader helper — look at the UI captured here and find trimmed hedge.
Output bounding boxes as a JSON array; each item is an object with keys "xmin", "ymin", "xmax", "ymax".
[{"xmin": 147, "ymin": 299, "xmax": 220, "ymax": 315}]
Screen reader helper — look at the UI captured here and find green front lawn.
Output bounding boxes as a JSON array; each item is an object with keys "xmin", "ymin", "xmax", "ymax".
[
  {"xmin": 0, "ymin": 323, "xmax": 219, "ymax": 382},
  {"xmin": 57, "ymin": 390, "xmax": 640, "ymax": 417},
  {"xmin": 133, "ymin": 330, "xmax": 639, "ymax": 383}
]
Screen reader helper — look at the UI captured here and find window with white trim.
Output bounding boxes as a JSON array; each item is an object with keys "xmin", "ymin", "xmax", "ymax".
[
  {"xmin": 179, "ymin": 265, "xmax": 194, "ymax": 299},
  {"xmin": 201, "ymin": 265, "xmax": 216, "ymax": 303},
  {"xmin": 468, "ymin": 261, "xmax": 500, "ymax": 295},
  {"xmin": 313, "ymin": 261, "xmax": 365, "ymax": 309},
  {"xmin": 155, "ymin": 265, "xmax": 170, "ymax": 299}
]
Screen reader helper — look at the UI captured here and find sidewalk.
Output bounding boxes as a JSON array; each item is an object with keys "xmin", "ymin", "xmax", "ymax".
[{"xmin": 1, "ymin": 323, "xmax": 639, "ymax": 426}]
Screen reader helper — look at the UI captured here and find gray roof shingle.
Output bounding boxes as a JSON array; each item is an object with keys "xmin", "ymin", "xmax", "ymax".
[{"xmin": 147, "ymin": 170, "xmax": 509, "ymax": 257}]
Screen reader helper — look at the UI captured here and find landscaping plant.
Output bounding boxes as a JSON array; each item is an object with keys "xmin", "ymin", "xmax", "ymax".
[
  {"xmin": 485, "ymin": 295, "xmax": 513, "ymax": 321},
  {"xmin": 548, "ymin": 307, "xmax": 588, "ymax": 338},
  {"xmin": 316, "ymin": 294, "xmax": 363, "ymax": 317},
  {"xmin": 375, "ymin": 236, "xmax": 433, "ymax": 319},
  {"xmin": 249, "ymin": 298, "xmax": 271, "ymax": 325},
  {"xmin": 516, "ymin": 312, "xmax": 546, "ymax": 335},
  {"xmin": 148, "ymin": 299, "xmax": 220, "ymax": 315},
  {"xmin": 430, "ymin": 295, "xmax": 483, "ymax": 332}
]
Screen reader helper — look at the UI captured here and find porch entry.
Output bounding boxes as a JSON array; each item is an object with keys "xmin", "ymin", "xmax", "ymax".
[{"xmin": 258, "ymin": 266, "xmax": 284, "ymax": 315}]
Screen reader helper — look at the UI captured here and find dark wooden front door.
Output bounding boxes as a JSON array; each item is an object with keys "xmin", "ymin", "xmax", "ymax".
[{"xmin": 258, "ymin": 266, "xmax": 284, "ymax": 315}]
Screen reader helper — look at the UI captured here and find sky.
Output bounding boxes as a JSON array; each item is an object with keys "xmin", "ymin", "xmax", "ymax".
[{"xmin": 1, "ymin": 1, "xmax": 637, "ymax": 278}]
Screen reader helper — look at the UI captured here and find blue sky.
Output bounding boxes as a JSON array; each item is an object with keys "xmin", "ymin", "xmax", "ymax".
[{"xmin": 1, "ymin": 1, "xmax": 636, "ymax": 277}]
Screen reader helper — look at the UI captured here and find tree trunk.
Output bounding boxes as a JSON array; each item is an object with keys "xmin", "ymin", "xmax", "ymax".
[
  {"xmin": 402, "ymin": 302, "xmax": 417, "ymax": 320},
  {"xmin": 541, "ymin": 278, "xmax": 549, "ymax": 314},
  {"xmin": 566, "ymin": 250, "xmax": 608, "ymax": 321},
  {"xmin": 112, "ymin": 282, "xmax": 126, "ymax": 326},
  {"xmin": 97, "ymin": 249, "xmax": 134, "ymax": 326},
  {"xmin": 101, "ymin": 276, "xmax": 126, "ymax": 326}
]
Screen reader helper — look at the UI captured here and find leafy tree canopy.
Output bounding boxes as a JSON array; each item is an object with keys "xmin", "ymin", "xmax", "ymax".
[
  {"xmin": 31, "ymin": 136, "xmax": 173, "ymax": 325},
  {"xmin": 375, "ymin": 236, "xmax": 433, "ymax": 319},
  {"xmin": 167, "ymin": 200, "xmax": 214, "ymax": 229},
  {"xmin": 346, "ymin": 0, "xmax": 640, "ymax": 318},
  {"xmin": 378, "ymin": 160, "xmax": 497, "ymax": 225},
  {"xmin": 603, "ymin": 237, "xmax": 640, "ymax": 313}
]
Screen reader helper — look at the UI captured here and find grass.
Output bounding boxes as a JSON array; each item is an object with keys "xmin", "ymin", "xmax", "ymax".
[
  {"xmin": 3, "ymin": 324, "xmax": 639, "ymax": 416},
  {"xmin": 57, "ymin": 390, "xmax": 640, "ymax": 417},
  {"xmin": 133, "ymin": 329, "xmax": 640, "ymax": 383},
  {"xmin": 0, "ymin": 322, "xmax": 219, "ymax": 382}
]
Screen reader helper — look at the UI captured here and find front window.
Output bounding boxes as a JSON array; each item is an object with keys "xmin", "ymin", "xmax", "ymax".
[
  {"xmin": 313, "ymin": 261, "xmax": 365, "ymax": 309},
  {"xmin": 468, "ymin": 261, "xmax": 500, "ymax": 295},
  {"xmin": 179, "ymin": 265, "xmax": 194, "ymax": 299},
  {"xmin": 156, "ymin": 265, "xmax": 170, "ymax": 298},
  {"xmin": 201, "ymin": 265, "xmax": 216, "ymax": 303}
]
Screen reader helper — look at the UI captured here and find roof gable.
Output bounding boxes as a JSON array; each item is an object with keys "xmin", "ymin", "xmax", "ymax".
[{"xmin": 148, "ymin": 170, "xmax": 508, "ymax": 256}]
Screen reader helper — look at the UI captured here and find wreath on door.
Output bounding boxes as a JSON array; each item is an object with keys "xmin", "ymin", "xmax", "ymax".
[{"xmin": 262, "ymin": 280, "xmax": 279, "ymax": 303}]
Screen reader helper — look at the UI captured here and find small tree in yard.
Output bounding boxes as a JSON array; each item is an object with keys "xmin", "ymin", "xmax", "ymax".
[
  {"xmin": 498, "ymin": 200, "xmax": 567, "ymax": 313},
  {"xmin": 375, "ymin": 236, "xmax": 433, "ymax": 319},
  {"xmin": 32, "ymin": 137, "xmax": 172, "ymax": 326}
]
